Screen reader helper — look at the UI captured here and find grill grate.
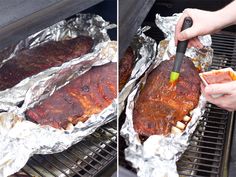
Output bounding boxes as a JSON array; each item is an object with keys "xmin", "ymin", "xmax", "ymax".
[
  {"xmin": 177, "ymin": 104, "xmax": 233, "ymax": 177},
  {"xmin": 177, "ymin": 31, "xmax": 236, "ymax": 177},
  {"xmin": 12, "ymin": 120, "xmax": 117, "ymax": 177},
  {"xmin": 119, "ymin": 31, "xmax": 236, "ymax": 177}
]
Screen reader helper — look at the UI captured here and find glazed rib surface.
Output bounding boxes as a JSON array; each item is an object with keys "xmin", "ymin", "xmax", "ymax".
[
  {"xmin": 133, "ymin": 57, "xmax": 201, "ymax": 136},
  {"xmin": 0, "ymin": 36, "xmax": 93, "ymax": 91},
  {"xmin": 26, "ymin": 62, "xmax": 117, "ymax": 129}
]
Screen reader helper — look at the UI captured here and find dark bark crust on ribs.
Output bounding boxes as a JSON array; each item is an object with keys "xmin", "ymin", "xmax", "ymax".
[
  {"xmin": 26, "ymin": 62, "xmax": 117, "ymax": 129},
  {"xmin": 133, "ymin": 56, "xmax": 200, "ymax": 136},
  {"xmin": 0, "ymin": 36, "xmax": 93, "ymax": 91},
  {"xmin": 119, "ymin": 47, "xmax": 135, "ymax": 91}
]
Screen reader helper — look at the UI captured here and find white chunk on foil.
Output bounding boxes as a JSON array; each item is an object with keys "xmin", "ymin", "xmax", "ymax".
[
  {"xmin": 171, "ymin": 126, "xmax": 182, "ymax": 134},
  {"xmin": 183, "ymin": 115, "xmax": 191, "ymax": 122},
  {"xmin": 176, "ymin": 121, "xmax": 185, "ymax": 130}
]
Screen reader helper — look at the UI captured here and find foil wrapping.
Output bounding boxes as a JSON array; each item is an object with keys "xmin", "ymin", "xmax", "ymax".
[
  {"xmin": 120, "ymin": 13, "xmax": 213, "ymax": 177},
  {"xmin": 0, "ymin": 14, "xmax": 117, "ymax": 177},
  {"xmin": 0, "ymin": 13, "xmax": 114, "ymax": 106},
  {"xmin": 119, "ymin": 27, "xmax": 157, "ymax": 116}
]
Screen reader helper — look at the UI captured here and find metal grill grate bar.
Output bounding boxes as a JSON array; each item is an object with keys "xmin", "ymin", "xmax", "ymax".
[
  {"xmin": 73, "ymin": 146, "xmax": 103, "ymax": 165},
  {"xmin": 212, "ymin": 39, "xmax": 236, "ymax": 46},
  {"xmin": 80, "ymin": 142, "xmax": 110, "ymax": 161},
  {"xmin": 50, "ymin": 154, "xmax": 83, "ymax": 176},
  {"xmin": 203, "ymin": 115, "xmax": 228, "ymax": 119},
  {"xmin": 191, "ymin": 139, "xmax": 223, "ymax": 146},
  {"xmin": 25, "ymin": 163, "xmax": 49, "ymax": 177},
  {"xmin": 194, "ymin": 134, "xmax": 224, "ymax": 141},
  {"xmin": 180, "ymin": 161, "xmax": 220, "ymax": 169},
  {"xmin": 178, "ymin": 167, "xmax": 219, "ymax": 174},
  {"xmin": 39, "ymin": 155, "xmax": 71, "ymax": 177},
  {"xmin": 210, "ymin": 59, "xmax": 236, "ymax": 64},
  {"xmin": 85, "ymin": 138, "xmax": 115, "ymax": 156},
  {"xmin": 178, "ymin": 173, "xmax": 215, "ymax": 177},
  {"xmin": 186, "ymin": 149, "xmax": 221, "ymax": 157},
  {"xmin": 59, "ymin": 153, "xmax": 93, "ymax": 175},
  {"xmin": 211, "ymin": 48, "xmax": 236, "ymax": 54},
  {"xmin": 30, "ymin": 157, "xmax": 59, "ymax": 177},
  {"xmin": 90, "ymin": 134, "xmax": 117, "ymax": 152},
  {"xmin": 212, "ymin": 41, "xmax": 236, "ymax": 47},
  {"xmin": 201, "ymin": 120, "xmax": 226, "ymax": 125},
  {"xmin": 189, "ymin": 144, "xmax": 223, "ymax": 151},
  {"xmin": 66, "ymin": 150, "xmax": 98, "ymax": 171},
  {"xmin": 181, "ymin": 155, "xmax": 220, "ymax": 163},
  {"xmin": 186, "ymin": 150, "xmax": 221, "ymax": 157},
  {"xmin": 203, "ymin": 124, "xmax": 226, "ymax": 130}
]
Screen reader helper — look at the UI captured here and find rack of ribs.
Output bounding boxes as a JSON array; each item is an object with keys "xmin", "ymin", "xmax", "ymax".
[
  {"xmin": 119, "ymin": 47, "xmax": 135, "ymax": 91},
  {"xmin": 26, "ymin": 62, "xmax": 117, "ymax": 129},
  {"xmin": 133, "ymin": 56, "xmax": 201, "ymax": 136},
  {"xmin": 0, "ymin": 36, "xmax": 93, "ymax": 91}
]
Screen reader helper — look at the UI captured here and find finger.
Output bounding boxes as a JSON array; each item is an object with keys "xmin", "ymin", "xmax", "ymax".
[
  {"xmin": 187, "ymin": 42, "xmax": 191, "ymax": 48},
  {"xmin": 178, "ymin": 26, "xmax": 200, "ymax": 41},
  {"xmin": 203, "ymin": 92, "xmax": 226, "ymax": 107},
  {"xmin": 220, "ymin": 96, "xmax": 236, "ymax": 111},
  {"xmin": 187, "ymin": 39, "xmax": 202, "ymax": 49},
  {"xmin": 191, "ymin": 37, "xmax": 203, "ymax": 49},
  {"xmin": 205, "ymin": 94, "xmax": 234, "ymax": 111},
  {"xmin": 187, "ymin": 40, "xmax": 194, "ymax": 48},
  {"xmin": 205, "ymin": 82, "xmax": 234, "ymax": 95},
  {"xmin": 191, "ymin": 37, "xmax": 200, "ymax": 48},
  {"xmin": 195, "ymin": 37, "xmax": 203, "ymax": 48},
  {"xmin": 225, "ymin": 108, "xmax": 234, "ymax": 112}
]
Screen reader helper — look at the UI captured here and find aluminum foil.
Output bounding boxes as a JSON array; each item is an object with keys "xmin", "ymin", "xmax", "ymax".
[
  {"xmin": 0, "ymin": 14, "xmax": 117, "ymax": 177},
  {"xmin": 119, "ymin": 26, "xmax": 157, "ymax": 116},
  {"xmin": 155, "ymin": 13, "xmax": 213, "ymax": 71},
  {"xmin": 120, "ymin": 13, "xmax": 213, "ymax": 177},
  {"xmin": 0, "ymin": 13, "xmax": 115, "ymax": 107}
]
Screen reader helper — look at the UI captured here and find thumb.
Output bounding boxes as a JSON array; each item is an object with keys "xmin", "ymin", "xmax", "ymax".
[
  {"xmin": 178, "ymin": 27, "xmax": 199, "ymax": 41},
  {"xmin": 205, "ymin": 83, "xmax": 233, "ymax": 95}
]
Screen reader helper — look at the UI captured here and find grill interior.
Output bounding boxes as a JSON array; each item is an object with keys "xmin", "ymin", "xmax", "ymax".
[
  {"xmin": 12, "ymin": 120, "xmax": 117, "ymax": 177},
  {"xmin": 1, "ymin": 1, "xmax": 118, "ymax": 177},
  {"xmin": 177, "ymin": 32, "xmax": 236, "ymax": 177},
  {"xmin": 119, "ymin": 31, "xmax": 236, "ymax": 177},
  {"xmin": 177, "ymin": 104, "xmax": 233, "ymax": 177}
]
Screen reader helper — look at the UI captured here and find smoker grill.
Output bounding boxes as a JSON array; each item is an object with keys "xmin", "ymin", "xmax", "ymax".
[
  {"xmin": 119, "ymin": 30, "xmax": 236, "ymax": 177},
  {"xmin": 0, "ymin": 1, "xmax": 117, "ymax": 177},
  {"xmin": 177, "ymin": 32, "xmax": 236, "ymax": 177},
  {"xmin": 0, "ymin": 0, "xmax": 105, "ymax": 49},
  {"xmin": 119, "ymin": 0, "xmax": 236, "ymax": 176}
]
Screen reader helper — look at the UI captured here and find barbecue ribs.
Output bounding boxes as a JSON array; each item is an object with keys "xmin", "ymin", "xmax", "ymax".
[
  {"xmin": 133, "ymin": 56, "xmax": 201, "ymax": 136},
  {"xmin": 26, "ymin": 62, "xmax": 117, "ymax": 129},
  {"xmin": 119, "ymin": 47, "xmax": 135, "ymax": 91},
  {"xmin": 0, "ymin": 36, "xmax": 93, "ymax": 91}
]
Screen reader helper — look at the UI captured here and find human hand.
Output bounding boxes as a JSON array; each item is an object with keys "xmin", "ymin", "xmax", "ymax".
[
  {"xmin": 175, "ymin": 8, "xmax": 220, "ymax": 49},
  {"xmin": 201, "ymin": 81, "xmax": 236, "ymax": 111}
]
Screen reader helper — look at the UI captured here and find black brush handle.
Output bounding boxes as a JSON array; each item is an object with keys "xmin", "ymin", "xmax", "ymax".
[{"xmin": 173, "ymin": 17, "xmax": 193, "ymax": 72}]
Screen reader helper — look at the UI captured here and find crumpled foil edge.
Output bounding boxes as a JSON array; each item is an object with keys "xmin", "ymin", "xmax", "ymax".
[{"xmin": 119, "ymin": 26, "xmax": 157, "ymax": 116}]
